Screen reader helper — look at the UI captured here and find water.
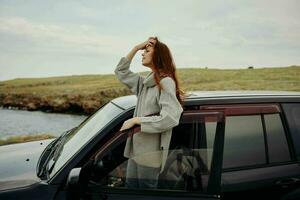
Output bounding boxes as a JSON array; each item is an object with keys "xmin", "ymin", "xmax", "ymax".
[{"xmin": 0, "ymin": 109, "xmax": 88, "ymax": 139}]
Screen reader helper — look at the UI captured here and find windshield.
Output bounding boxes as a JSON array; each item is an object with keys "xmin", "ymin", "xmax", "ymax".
[{"xmin": 49, "ymin": 102, "xmax": 124, "ymax": 177}]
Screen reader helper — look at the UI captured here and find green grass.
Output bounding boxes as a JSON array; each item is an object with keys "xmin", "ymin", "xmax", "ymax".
[
  {"xmin": 0, "ymin": 66, "xmax": 299, "ymax": 145},
  {"xmin": 1, "ymin": 66, "xmax": 299, "ymax": 93},
  {"xmin": 0, "ymin": 66, "xmax": 299, "ymax": 114},
  {"xmin": 0, "ymin": 134, "xmax": 56, "ymax": 146}
]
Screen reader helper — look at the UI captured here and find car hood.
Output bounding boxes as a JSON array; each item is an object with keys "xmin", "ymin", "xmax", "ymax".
[{"xmin": 0, "ymin": 139, "xmax": 54, "ymax": 191}]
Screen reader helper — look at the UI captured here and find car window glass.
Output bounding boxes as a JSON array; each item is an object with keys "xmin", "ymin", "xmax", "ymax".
[
  {"xmin": 223, "ymin": 115, "xmax": 266, "ymax": 169},
  {"xmin": 207, "ymin": 122, "xmax": 217, "ymax": 165},
  {"xmin": 91, "ymin": 112, "xmax": 221, "ymax": 193},
  {"xmin": 282, "ymin": 103, "xmax": 300, "ymax": 160},
  {"xmin": 264, "ymin": 113, "xmax": 290, "ymax": 163}
]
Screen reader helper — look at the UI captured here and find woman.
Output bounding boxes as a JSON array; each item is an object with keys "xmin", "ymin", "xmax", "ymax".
[{"xmin": 114, "ymin": 36, "xmax": 185, "ymax": 189}]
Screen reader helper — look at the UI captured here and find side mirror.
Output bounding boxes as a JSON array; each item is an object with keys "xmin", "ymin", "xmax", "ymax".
[
  {"xmin": 65, "ymin": 160, "xmax": 107, "ymax": 200},
  {"xmin": 92, "ymin": 159, "xmax": 108, "ymax": 182},
  {"xmin": 95, "ymin": 159, "xmax": 104, "ymax": 171},
  {"xmin": 67, "ymin": 167, "xmax": 81, "ymax": 187},
  {"xmin": 66, "ymin": 168, "xmax": 81, "ymax": 200}
]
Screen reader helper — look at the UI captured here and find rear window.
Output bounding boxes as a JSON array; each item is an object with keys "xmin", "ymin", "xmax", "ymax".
[
  {"xmin": 282, "ymin": 103, "xmax": 300, "ymax": 160},
  {"xmin": 264, "ymin": 113, "xmax": 290, "ymax": 163},
  {"xmin": 223, "ymin": 112, "xmax": 291, "ymax": 169},
  {"xmin": 223, "ymin": 115, "xmax": 266, "ymax": 169}
]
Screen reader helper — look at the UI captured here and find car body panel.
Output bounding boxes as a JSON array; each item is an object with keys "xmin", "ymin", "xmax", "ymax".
[
  {"xmin": 0, "ymin": 139, "xmax": 54, "ymax": 191},
  {"xmin": 0, "ymin": 90, "xmax": 300, "ymax": 199}
]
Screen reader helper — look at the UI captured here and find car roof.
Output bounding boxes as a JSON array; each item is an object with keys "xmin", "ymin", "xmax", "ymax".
[
  {"xmin": 185, "ymin": 90, "xmax": 300, "ymax": 98},
  {"xmin": 111, "ymin": 90, "xmax": 300, "ymax": 110}
]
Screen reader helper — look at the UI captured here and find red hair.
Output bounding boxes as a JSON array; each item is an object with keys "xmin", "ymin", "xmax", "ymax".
[{"xmin": 151, "ymin": 37, "xmax": 185, "ymax": 107}]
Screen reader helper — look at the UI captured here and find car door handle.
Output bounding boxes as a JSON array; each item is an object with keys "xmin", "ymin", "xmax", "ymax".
[{"xmin": 275, "ymin": 178, "xmax": 300, "ymax": 186}]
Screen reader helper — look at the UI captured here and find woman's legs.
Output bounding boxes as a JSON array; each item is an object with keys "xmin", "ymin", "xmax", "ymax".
[
  {"xmin": 137, "ymin": 163, "xmax": 160, "ymax": 189},
  {"xmin": 125, "ymin": 159, "xmax": 138, "ymax": 188},
  {"xmin": 125, "ymin": 159, "xmax": 160, "ymax": 189}
]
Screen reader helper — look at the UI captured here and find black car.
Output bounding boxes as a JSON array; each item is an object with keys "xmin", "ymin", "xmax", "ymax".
[{"xmin": 1, "ymin": 90, "xmax": 300, "ymax": 200}]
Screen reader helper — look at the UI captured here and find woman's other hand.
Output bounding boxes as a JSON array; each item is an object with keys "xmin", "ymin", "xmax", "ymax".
[{"xmin": 119, "ymin": 117, "xmax": 141, "ymax": 131}]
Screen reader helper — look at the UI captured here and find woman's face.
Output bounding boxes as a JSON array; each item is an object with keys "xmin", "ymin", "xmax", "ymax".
[{"xmin": 142, "ymin": 39, "xmax": 156, "ymax": 68}]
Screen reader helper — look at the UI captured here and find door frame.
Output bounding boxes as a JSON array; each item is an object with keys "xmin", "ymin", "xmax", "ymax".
[{"xmin": 87, "ymin": 110, "xmax": 226, "ymax": 198}]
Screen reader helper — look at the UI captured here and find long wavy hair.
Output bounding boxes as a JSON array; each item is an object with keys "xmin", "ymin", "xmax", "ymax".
[{"xmin": 151, "ymin": 37, "xmax": 185, "ymax": 107}]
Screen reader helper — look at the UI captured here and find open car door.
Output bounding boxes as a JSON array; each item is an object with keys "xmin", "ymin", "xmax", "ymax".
[{"xmin": 66, "ymin": 110, "xmax": 225, "ymax": 200}]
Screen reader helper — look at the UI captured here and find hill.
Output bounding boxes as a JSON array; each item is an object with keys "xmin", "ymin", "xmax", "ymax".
[{"xmin": 0, "ymin": 66, "xmax": 299, "ymax": 114}]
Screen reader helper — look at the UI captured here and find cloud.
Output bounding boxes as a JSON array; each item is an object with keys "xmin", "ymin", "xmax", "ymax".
[
  {"xmin": 0, "ymin": 17, "xmax": 127, "ymax": 54},
  {"xmin": 0, "ymin": 0, "xmax": 299, "ymax": 81}
]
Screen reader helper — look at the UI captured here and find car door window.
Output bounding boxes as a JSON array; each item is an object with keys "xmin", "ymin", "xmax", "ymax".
[
  {"xmin": 223, "ymin": 112, "xmax": 291, "ymax": 169},
  {"xmin": 223, "ymin": 115, "xmax": 266, "ymax": 169},
  {"xmin": 218, "ymin": 103, "xmax": 298, "ymax": 199},
  {"xmin": 87, "ymin": 111, "xmax": 225, "ymax": 198},
  {"xmin": 264, "ymin": 113, "xmax": 290, "ymax": 163},
  {"xmin": 282, "ymin": 103, "xmax": 300, "ymax": 160}
]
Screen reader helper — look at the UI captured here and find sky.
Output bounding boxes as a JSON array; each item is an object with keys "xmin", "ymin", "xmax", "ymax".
[{"xmin": 0, "ymin": 0, "xmax": 299, "ymax": 81}]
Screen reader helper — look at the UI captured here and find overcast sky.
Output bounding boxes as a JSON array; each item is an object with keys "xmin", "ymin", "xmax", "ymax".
[{"xmin": 0, "ymin": 0, "xmax": 299, "ymax": 81}]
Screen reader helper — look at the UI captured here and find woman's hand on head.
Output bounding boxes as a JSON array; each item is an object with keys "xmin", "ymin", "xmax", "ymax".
[{"xmin": 135, "ymin": 37, "xmax": 157, "ymax": 51}]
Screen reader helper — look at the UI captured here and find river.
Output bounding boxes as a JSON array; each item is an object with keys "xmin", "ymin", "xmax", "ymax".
[{"xmin": 0, "ymin": 109, "xmax": 87, "ymax": 139}]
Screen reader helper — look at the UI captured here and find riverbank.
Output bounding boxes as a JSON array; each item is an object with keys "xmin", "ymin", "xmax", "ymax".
[
  {"xmin": 1, "ymin": 66, "xmax": 299, "ymax": 114},
  {"xmin": 0, "ymin": 74, "xmax": 134, "ymax": 115},
  {"xmin": 0, "ymin": 89, "xmax": 127, "ymax": 115}
]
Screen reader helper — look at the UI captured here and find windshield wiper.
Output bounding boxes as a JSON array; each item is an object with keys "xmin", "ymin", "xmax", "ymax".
[
  {"xmin": 46, "ymin": 134, "xmax": 68, "ymax": 175},
  {"xmin": 37, "ymin": 127, "xmax": 77, "ymax": 179}
]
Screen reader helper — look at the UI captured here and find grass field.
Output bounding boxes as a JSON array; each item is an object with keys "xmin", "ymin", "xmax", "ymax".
[
  {"xmin": 0, "ymin": 66, "xmax": 299, "ymax": 145},
  {"xmin": 0, "ymin": 66, "xmax": 299, "ymax": 115}
]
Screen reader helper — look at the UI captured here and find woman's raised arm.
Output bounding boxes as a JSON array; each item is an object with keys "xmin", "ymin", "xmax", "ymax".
[{"xmin": 114, "ymin": 37, "xmax": 157, "ymax": 96}]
